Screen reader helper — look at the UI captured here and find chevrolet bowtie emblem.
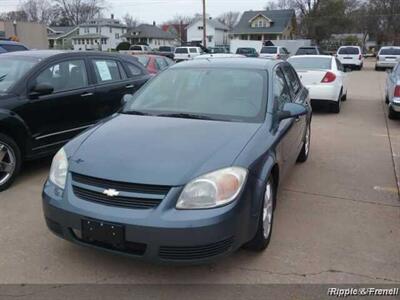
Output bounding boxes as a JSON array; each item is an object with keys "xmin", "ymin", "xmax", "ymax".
[{"xmin": 103, "ymin": 189, "xmax": 120, "ymax": 197}]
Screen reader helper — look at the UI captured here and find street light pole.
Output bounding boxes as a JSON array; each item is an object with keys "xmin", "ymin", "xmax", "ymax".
[{"xmin": 202, "ymin": 0, "xmax": 207, "ymax": 48}]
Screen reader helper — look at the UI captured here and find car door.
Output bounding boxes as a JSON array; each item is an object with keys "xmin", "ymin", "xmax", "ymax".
[
  {"xmin": 89, "ymin": 57, "xmax": 142, "ymax": 122},
  {"xmin": 387, "ymin": 64, "xmax": 398, "ymax": 101},
  {"xmin": 273, "ymin": 66, "xmax": 299, "ymax": 179},
  {"xmin": 17, "ymin": 58, "xmax": 96, "ymax": 151}
]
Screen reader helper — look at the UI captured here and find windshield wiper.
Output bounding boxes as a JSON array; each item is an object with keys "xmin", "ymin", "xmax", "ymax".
[
  {"xmin": 156, "ymin": 113, "xmax": 217, "ymax": 121},
  {"xmin": 122, "ymin": 110, "xmax": 154, "ymax": 116},
  {"xmin": 0, "ymin": 74, "xmax": 6, "ymax": 82}
]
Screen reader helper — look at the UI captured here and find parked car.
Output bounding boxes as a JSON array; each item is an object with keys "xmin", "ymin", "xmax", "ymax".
[
  {"xmin": 42, "ymin": 58, "xmax": 312, "ymax": 263},
  {"xmin": 174, "ymin": 47, "xmax": 203, "ymax": 62},
  {"xmin": 0, "ymin": 40, "xmax": 29, "ymax": 53},
  {"xmin": 376, "ymin": 47, "xmax": 400, "ymax": 71},
  {"xmin": 236, "ymin": 47, "xmax": 259, "ymax": 57},
  {"xmin": 133, "ymin": 54, "xmax": 175, "ymax": 75},
  {"xmin": 119, "ymin": 45, "xmax": 153, "ymax": 56},
  {"xmin": 194, "ymin": 54, "xmax": 245, "ymax": 60},
  {"xmin": 259, "ymin": 46, "xmax": 290, "ymax": 60},
  {"xmin": 0, "ymin": 50, "xmax": 150, "ymax": 191},
  {"xmin": 336, "ymin": 46, "xmax": 364, "ymax": 70},
  {"xmin": 156, "ymin": 46, "xmax": 175, "ymax": 59},
  {"xmin": 295, "ymin": 46, "xmax": 323, "ymax": 56},
  {"xmin": 208, "ymin": 47, "xmax": 228, "ymax": 54},
  {"xmin": 288, "ymin": 55, "xmax": 348, "ymax": 113},
  {"xmin": 385, "ymin": 63, "xmax": 400, "ymax": 119}
]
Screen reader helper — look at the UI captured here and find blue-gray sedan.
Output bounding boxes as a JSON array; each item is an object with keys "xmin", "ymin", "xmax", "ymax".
[{"xmin": 42, "ymin": 58, "xmax": 312, "ymax": 263}]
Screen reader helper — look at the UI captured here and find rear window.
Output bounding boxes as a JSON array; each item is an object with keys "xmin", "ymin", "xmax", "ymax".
[
  {"xmin": 0, "ymin": 44, "xmax": 28, "ymax": 52},
  {"xmin": 380, "ymin": 48, "xmax": 400, "ymax": 55},
  {"xmin": 296, "ymin": 47, "xmax": 318, "ymax": 55},
  {"xmin": 261, "ymin": 47, "xmax": 277, "ymax": 54},
  {"xmin": 288, "ymin": 57, "xmax": 332, "ymax": 70},
  {"xmin": 159, "ymin": 46, "xmax": 172, "ymax": 52},
  {"xmin": 338, "ymin": 47, "xmax": 360, "ymax": 55},
  {"xmin": 175, "ymin": 48, "xmax": 188, "ymax": 54},
  {"xmin": 237, "ymin": 48, "xmax": 255, "ymax": 54},
  {"xmin": 130, "ymin": 46, "xmax": 143, "ymax": 51}
]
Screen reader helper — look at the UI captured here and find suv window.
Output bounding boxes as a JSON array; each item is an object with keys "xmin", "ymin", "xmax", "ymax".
[
  {"xmin": 127, "ymin": 63, "xmax": 142, "ymax": 76},
  {"xmin": 296, "ymin": 47, "xmax": 318, "ymax": 55},
  {"xmin": 338, "ymin": 47, "xmax": 360, "ymax": 55},
  {"xmin": 35, "ymin": 60, "xmax": 88, "ymax": 93},
  {"xmin": 175, "ymin": 48, "xmax": 188, "ymax": 54},
  {"xmin": 0, "ymin": 44, "xmax": 28, "ymax": 52},
  {"xmin": 261, "ymin": 47, "xmax": 277, "ymax": 54},
  {"xmin": 92, "ymin": 59, "xmax": 122, "ymax": 83},
  {"xmin": 283, "ymin": 65, "xmax": 301, "ymax": 96},
  {"xmin": 274, "ymin": 68, "xmax": 292, "ymax": 111},
  {"xmin": 189, "ymin": 48, "xmax": 198, "ymax": 53}
]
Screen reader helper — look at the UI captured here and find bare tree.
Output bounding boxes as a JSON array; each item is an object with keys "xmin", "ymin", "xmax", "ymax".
[
  {"xmin": 123, "ymin": 13, "xmax": 138, "ymax": 28},
  {"xmin": 53, "ymin": 0, "xmax": 105, "ymax": 25},
  {"xmin": 0, "ymin": 10, "xmax": 28, "ymax": 22},
  {"xmin": 217, "ymin": 11, "xmax": 240, "ymax": 29},
  {"xmin": 164, "ymin": 14, "xmax": 194, "ymax": 25},
  {"xmin": 18, "ymin": 0, "xmax": 57, "ymax": 24},
  {"xmin": 265, "ymin": 0, "xmax": 296, "ymax": 10}
]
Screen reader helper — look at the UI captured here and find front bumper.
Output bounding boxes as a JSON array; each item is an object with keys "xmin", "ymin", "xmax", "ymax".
[
  {"xmin": 389, "ymin": 99, "xmax": 400, "ymax": 112},
  {"xmin": 42, "ymin": 173, "xmax": 264, "ymax": 264},
  {"xmin": 306, "ymin": 84, "xmax": 341, "ymax": 102}
]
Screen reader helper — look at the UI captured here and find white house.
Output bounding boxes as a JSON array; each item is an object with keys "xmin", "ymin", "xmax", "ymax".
[
  {"xmin": 72, "ymin": 15, "xmax": 126, "ymax": 51},
  {"xmin": 187, "ymin": 17, "xmax": 229, "ymax": 48},
  {"xmin": 122, "ymin": 23, "xmax": 177, "ymax": 49}
]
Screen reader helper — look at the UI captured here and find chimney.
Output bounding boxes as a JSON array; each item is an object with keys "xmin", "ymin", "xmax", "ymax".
[
  {"xmin": 111, "ymin": 14, "xmax": 114, "ymax": 19},
  {"xmin": 153, "ymin": 21, "xmax": 156, "ymax": 26}
]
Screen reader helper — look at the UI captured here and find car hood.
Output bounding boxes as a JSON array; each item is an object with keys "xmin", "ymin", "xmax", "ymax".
[{"xmin": 69, "ymin": 114, "xmax": 261, "ymax": 186}]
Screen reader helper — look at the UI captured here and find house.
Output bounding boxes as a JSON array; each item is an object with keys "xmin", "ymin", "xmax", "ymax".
[
  {"xmin": 122, "ymin": 23, "xmax": 177, "ymax": 49},
  {"xmin": 47, "ymin": 26, "xmax": 78, "ymax": 49},
  {"xmin": 72, "ymin": 15, "xmax": 126, "ymax": 51},
  {"xmin": 187, "ymin": 17, "xmax": 229, "ymax": 47},
  {"xmin": 162, "ymin": 23, "xmax": 188, "ymax": 44},
  {"xmin": 231, "ymin": 9, "xmax": 296, "ymax": 41}
]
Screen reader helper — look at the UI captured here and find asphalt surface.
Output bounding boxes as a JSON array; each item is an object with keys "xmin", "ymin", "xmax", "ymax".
[{"xmin": 0, "ymin": 60, "xmax": 399, "ymax": 285}]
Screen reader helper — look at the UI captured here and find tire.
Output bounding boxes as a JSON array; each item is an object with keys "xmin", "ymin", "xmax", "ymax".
[
  {"xmin": 0, "ymin": 133, "xmax": 21, "ymax": 192},
  {"xmin": 330, "ymin": 92, "xmax": 342, "ymax": 113},
  {"xmin": 388, "ymin": 106, "xmax": 398, "ymax": 120},
  {"xmin": 375, "ymin": 66, "xmax": 380, "ymax": 71},
  {"xmin": 385, "ymin": 95, "xmax": 389, "ymax": 104},
  {"xmin": 342, "ymin": 93, "xmax": 347, "ymax": 101},
  {"xmin": 244, "ymin": 177, "xmax": 275, "ymax": 251},
  {"xmin": 297, "ymin": 123, "xmax": 311, "ymax": 163}
]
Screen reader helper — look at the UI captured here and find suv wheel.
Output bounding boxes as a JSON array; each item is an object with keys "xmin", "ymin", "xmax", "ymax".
[
  {"xmin": 0, "ymin": 134, "xmax": 21, "ymax": 192},
  {"xmin": 244, "ymin": 177, "xmax": 275, "ymax": 251}
]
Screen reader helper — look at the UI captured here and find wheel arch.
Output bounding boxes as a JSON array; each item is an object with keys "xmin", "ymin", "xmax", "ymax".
[{"xmin": 0, "ymin": 110, "xmax": 31, "ymax": 157}]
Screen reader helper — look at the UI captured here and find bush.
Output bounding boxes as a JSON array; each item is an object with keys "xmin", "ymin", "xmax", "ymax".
[{"xmin": 116, "ymin": 42, "xmax": 131, "ymax": 51}]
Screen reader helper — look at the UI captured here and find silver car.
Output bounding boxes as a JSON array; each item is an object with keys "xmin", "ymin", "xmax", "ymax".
[
  {"xmin": 259, "ymin": 46, "xmax": 290, "ymax": 60},
  {"xmin": 385, "ymin": 63, "xmax": 400, "ymax": 119},
  {"xmin": 376, "ymin": 47, "xmax": 400, "ymax": 71}
]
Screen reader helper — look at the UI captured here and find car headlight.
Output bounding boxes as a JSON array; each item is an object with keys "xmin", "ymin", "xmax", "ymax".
[
  {"xmin": 176, "ymin": 167, "xmax": 248, "ymax": 209},
  {"xmin": 49, "ymin": 148, "xmax": 68, "ymax": 189}
]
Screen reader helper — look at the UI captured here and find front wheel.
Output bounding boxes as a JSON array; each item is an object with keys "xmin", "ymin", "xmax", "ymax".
[
  {"xmin": 388, "ymin": 106, "xmax": 398, "ymax": 120},
  {"xmin": 0, "ymin": 133, "xmax": 21, "ymax": 192},
  {"xmin": 244, "ymin": 177, "xmax": 275, "ymax": 251}
]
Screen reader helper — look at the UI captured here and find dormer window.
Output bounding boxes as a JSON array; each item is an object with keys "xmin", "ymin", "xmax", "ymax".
[{"xmin": 249, "ymin": 14, "xmax": 272, "ymax": 28}]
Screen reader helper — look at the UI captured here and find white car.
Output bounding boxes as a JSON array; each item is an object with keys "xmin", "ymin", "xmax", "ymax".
[
  {"xmin": 259, "ymin": 46, "xmax": 290, "ymax": 60},
  {"xmin": 288, "ymin": 55, "xmax": 349, "ymax": 113},
  {"xmin": 385, "ymin": 62, "xmax": 400, "ymax": 119},
  {"xmin": 174, "ymin": 47, "xmax": 203, "ymax": 62},
  {"xmin": 376, "ymin": 47, "xmax": 400, "ymax": 71},
  {"xmin": 194, "ymin": 54, "xmax": 245, "ymax": 60},
  {"xmin": 336, "ymin": 46, "xmax": 364, "ymax": 70}
]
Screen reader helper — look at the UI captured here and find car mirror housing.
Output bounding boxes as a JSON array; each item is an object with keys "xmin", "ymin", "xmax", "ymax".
[
  {"xmin": 30, "ymin": 83, "xmax": 54, "ymax": 98},
  {"xmin": 122, "ymin": 94, "xmax": 134, "ymax": 105},
  {"xmin": 278, "ymin": 103, "xmax": 308, "ymax": 122}
]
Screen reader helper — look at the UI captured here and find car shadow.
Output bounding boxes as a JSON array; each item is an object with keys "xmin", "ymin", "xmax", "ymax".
[{"xmin": 310, "ymin": 102, "xmax": 333, "ymax": 114}]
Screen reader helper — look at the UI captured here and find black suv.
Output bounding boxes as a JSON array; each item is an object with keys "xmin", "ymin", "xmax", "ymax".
[{"xmin": 0, "ymin": 50, "xmax": 150, "ymax": 191}]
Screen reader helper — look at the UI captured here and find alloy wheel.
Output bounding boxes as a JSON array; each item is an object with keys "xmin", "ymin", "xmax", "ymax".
[
  {"xmin": 304, "ymin": 125, "xmax": 310, "ymax": 156},
  {"xmin": 0, "ymin": 142, "xmax": 16, "ymax": 186},
  {"xmin": 263, "ymin": 180, "xmax": 273, "ymax": 239}
]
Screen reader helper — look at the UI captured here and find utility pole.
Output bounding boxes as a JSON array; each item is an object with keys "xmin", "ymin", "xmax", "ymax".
[{"xmin": 202, "ymin": 0, "xmax": 207, "ymax": 48}]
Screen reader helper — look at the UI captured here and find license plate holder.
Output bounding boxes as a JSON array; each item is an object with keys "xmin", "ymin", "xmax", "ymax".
[{"xmin": 82, "ymin": 219, "xmax": 124, "ymax": 247}]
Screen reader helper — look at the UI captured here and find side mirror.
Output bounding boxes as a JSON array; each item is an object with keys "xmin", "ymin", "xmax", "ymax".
[
  {"xmin": 122, "ymin": 94, "xmax": 134, "ymax": 105},
  {"xmin": 278, "ymin": 103, "xmax": 308, "ymax": 122},
  {"xmin": 30, "ymin": 83, "xmax": 54, "ymax": 98}
]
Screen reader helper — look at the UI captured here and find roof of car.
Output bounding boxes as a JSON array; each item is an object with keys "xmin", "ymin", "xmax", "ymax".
[
  {"xmin": 0, "ymin": 40, "xmax": 27, "ymax": 46},
  {"xmin": 289, "ymin": 55, "xmax": 332, "ymax": 59},
  {"xmin": 171, "ymin": 58, "xmax": 279, "ymax": 70}
]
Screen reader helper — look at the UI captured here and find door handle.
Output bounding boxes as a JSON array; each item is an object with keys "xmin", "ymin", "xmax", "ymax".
[
  {"xmin": 125, "ymin": 84, "xmax": 135, "ymax": 89},
  {"xmin": 81, "ymin": 92, "xmax": 93, "ymax": 97}
]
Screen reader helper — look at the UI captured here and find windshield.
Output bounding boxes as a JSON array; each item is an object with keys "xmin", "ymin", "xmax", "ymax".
[
  {"xmin": 159, "ymin": 46, "xmax": 172, "ymax": 52},
  {"xmin": 237, "ymin": 48, "xmax": 255, "ymax": 54},
  {"xmin": 338, "ymin": 47, "xmax": 360, "ymax": 55},
  {"xmin": 210, "ymin": 48, "xmax": 226, "ymax": 54},
  {"xmin": 135, "ymin": 56, "xmax": 150, "ymax": 67},
  {"xmin": 123, "ymin": 68, "xmax": 267, "ymax": 123},
  {"xmin": 0, "ymin": 56, "xmax": 40, "ymax": 92},
  {"xmin": 380, "ymin": 48, "xmax": 400, "ymax": 55},
  {"xmin": 296, "ymin": 47, "xmax": 318, "ymax": 55},
  {"xmin": 289, "ymin": 57, "xmax": 332, "ymax": 70},
  {"xmin": 261, "ymin": 47, "xmax": 277, "ymax": 54}
]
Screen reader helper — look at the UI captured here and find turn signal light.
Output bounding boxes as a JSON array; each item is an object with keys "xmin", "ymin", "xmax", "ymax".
[
  {"xmin": 321, "ymin": 71, "xmax": 336, "ymax": 83},
  {"xmin": 395, "ymin": 86, "xmax": 400, "ymax": 98}
]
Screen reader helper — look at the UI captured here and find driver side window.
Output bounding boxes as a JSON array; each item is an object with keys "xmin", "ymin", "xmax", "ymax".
[{"xmin": 274, "ymin": 68, "xmax": 292, "ymax": 111}]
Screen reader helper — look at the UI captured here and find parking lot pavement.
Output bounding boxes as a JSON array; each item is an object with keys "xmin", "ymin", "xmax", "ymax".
[{"xmin": 0, "ymin": 60, "xmax": 398, "ymax": 285}]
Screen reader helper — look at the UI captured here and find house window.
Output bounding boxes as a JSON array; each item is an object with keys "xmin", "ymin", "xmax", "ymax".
[
  {"xmin": 109, "ymin": 27, "xmax": 112, "ymax": 33},
  {"xmin": 84, "ymin": 27, "xmax": 89, "ymax": 33},
  {"xmin": 115, "ymin": 33, "xmax": 119, "ymax": 39},
  {"xmin": 198, "ymin": 26, "xmax": 203, "ymax": 30},
  {"xmin": 258, "ymin": 20, "xmax": 263, "ymax": 27},
  {"xmin": 208, "ymin": 36, "xmax": 212, "ymax": 43}
]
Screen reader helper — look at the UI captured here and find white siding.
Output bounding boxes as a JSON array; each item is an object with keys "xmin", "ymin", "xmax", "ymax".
[{"xmin": 187, "ymin": 19, "xmax": 228, "ymax": 47}]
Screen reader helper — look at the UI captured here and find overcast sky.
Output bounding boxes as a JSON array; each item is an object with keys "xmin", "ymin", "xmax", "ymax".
[{"xmin": 0, "ymin": 0, "xmax": 272, "ymax": 23}]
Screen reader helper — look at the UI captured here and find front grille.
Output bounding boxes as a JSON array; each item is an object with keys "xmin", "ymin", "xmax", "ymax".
[
  {"xmin": 159, "ymin": 237, "xmax": 234, "ymax": 260},
  {"xmin": 71, "ymin": 173, "xmax": 171, "ymax": 209},
  {"xmin": 72, "ymin": 173, "xmax": 170, "ymax": 194},
  {"xmin": 73, "ymin": 186, "xmax": 162, "ymax": 209}
]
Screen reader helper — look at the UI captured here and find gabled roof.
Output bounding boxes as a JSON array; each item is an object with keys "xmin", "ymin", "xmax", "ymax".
[
  {"xmin": 123, "ymin": 24, "xmax": 176, "ymax": 40},
  {"xmin": 232, "ymin": 9, "xmax": 295, "ymax": 34},
  {"xmin": 47, "ymin": 26, "xmax": 78, "ymax": 39},
  {"xmin": 80, "ymin": 18, "xmax": 126, "ymax": 28},
  {"xmin": 72, "ymin": 34, "xmax": 108, "ymax": 39},
  {"xmin": 248, "ymin": 13, "xmax": 273, "ymax": 23},
  {"xmin": 188, "ymin": 18, "xmax": 229, "ymax": 31}
]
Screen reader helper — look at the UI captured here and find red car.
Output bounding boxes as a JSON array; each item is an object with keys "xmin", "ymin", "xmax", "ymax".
[{"xmin": 133, "ymin": 54, "xmax": 175, "ymax": 75}]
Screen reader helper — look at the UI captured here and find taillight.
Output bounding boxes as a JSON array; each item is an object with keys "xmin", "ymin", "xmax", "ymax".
[
  {"xmin": 359, "ymin": 54, "xmax": 362, "ymax": 60},
  {"xmin": 276, "ymin": 54, "xmax": 281, "ymax": 59},
  {"xmin": 395, "ymin": 86, "xmax": 400, "ymax": 97},
  {"xmin": 321, "ymin": 72, "xmax": 336, "ymax": 83}
]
